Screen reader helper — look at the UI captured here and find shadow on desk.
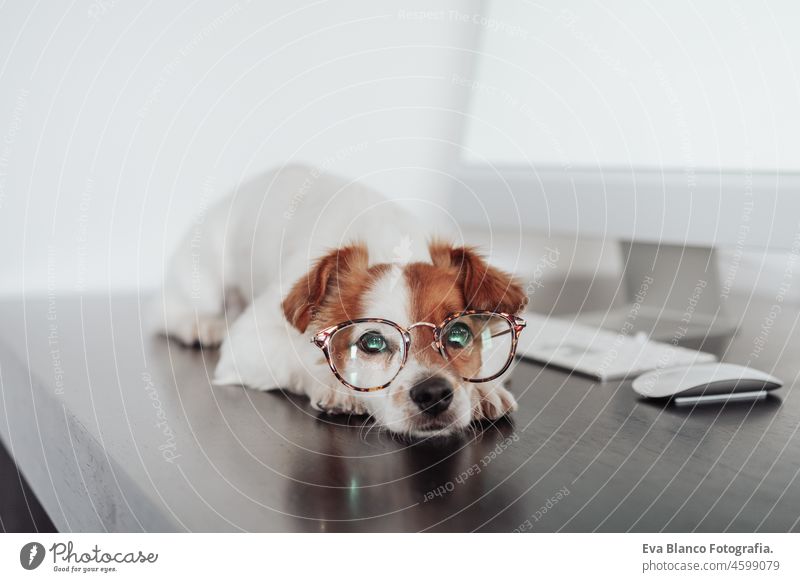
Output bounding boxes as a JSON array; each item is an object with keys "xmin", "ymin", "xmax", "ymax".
[{"xmin": 0, "ymin": 441, "xmax": 56, "ymax": 533}]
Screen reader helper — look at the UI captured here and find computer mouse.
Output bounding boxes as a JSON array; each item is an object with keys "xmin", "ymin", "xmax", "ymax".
[{"xmin": 632, "ymin": 363, "xmax": 782, "ymax": 405}]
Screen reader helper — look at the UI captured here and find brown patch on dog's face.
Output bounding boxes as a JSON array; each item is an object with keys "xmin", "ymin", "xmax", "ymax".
[
  {"xmin": 282, "ymin": 243, "xmax": 390, "ymax": 333},
  {"xmin": 428, "ymin": 241, "xmax": 527, "ymax": 314},
  {"xmin": 403, "ymin": 246, "xmax": 524, "ymax": 381},
  {"xmin": 404, "ymin": 262, "xmax": 465, "ymax": 366},
  {"xmin": 313, "ymin": 262, "xmax": 392, "ymax": 329}
]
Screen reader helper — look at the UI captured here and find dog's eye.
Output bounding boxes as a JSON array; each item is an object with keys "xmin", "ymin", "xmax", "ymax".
[
  {"xmin": 445, "ymin": 322, "xmax": 472, "ymax": 349},
  {"xmin": 357, "ymin": 331, "xmax": 388, "ymax": 354}
]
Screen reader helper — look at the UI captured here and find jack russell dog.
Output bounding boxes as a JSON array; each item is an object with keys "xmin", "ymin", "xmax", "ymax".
[{"xmin": 156, "ymin": 165, "xmax": 527, "ymax": 437}]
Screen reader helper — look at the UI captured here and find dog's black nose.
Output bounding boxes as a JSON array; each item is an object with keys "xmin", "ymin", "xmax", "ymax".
[{"xmin": 410, "ymin": 377, "xmax": 454, "ymax": 416}]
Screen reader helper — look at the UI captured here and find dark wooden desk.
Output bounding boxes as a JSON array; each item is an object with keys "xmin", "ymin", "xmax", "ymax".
[{"xmin": 0, "ymin": 292, "xmax": 798, "ymax": 532}]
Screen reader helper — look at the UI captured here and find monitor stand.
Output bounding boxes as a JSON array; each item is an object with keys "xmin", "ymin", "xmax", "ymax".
[{"xmin": 577, "ymin": 241, "xmax": 737, "ymax": 343}]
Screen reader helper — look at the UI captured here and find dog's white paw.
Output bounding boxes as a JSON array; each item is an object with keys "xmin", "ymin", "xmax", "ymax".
[
  {"xmin": 473, "ymin": 383, "xmax": 518, "ymax": 420},
  {"xmin": 309, "ymin": 385, "xmax": 367, "ymax": 415},
  {"xmin": 192, "ymin": 316, "xmax": 229, "ymax": 347},
  {"xmin": 163, "ymin": 313, "xmax": 229, "ymax": 348},
  {"xmin": 176, "ymin": 315, "xmax": 228, "ymax": 348}
]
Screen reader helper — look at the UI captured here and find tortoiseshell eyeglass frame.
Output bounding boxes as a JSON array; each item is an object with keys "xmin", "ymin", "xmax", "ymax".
[{"xmin": 310, "ymin": 310, "xmax": 527, "ymax": 392}]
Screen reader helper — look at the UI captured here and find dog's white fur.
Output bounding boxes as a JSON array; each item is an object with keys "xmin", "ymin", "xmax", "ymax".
[{"xmin": 155, "ymin": 164, "xmax": 517, "ymax": 436}]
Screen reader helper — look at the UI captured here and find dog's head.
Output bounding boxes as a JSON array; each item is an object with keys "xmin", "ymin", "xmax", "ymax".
[{"xmin": 282, "ymin": 241, "xmax": 526, "ymax": 437}]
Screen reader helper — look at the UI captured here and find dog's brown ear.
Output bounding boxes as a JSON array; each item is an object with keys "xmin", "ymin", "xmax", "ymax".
[
  {"xmin": 282, "ymin": 244, "xmax": 369, "ymax": 332},
  {"xmin": 429, "ymin": 241, "xmax": 526, "ymax": 314}
]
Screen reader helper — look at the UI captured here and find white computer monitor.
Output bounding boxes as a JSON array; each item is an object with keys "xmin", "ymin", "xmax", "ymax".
[{"xmin": 451, "ymin": 0, "xmax": 800, "ymax": 339}]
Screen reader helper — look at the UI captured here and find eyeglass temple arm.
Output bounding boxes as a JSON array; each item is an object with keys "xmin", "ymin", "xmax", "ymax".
[
  {"xmin": 488, "ymin": 318, "xmax": 526, "ymax": 339},
  {"xmin": 489, "ymin": 329, "xmax": 513, "ymax": 339}
]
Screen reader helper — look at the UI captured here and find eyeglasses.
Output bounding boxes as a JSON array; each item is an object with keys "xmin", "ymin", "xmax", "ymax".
[{"xmin": 311, "ymin": 311, "xmax": 526, "ymax": 392}]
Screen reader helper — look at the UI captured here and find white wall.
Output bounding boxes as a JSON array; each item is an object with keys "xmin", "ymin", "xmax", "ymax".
[{"xmin": 0, "ymin": 0, "xmax": 481, "ymax": 295}]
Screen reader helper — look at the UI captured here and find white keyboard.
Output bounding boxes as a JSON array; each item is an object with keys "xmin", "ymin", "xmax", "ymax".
[{"xmin": 516, "ymin": 312, "xmax": 717, "ymax": 381}]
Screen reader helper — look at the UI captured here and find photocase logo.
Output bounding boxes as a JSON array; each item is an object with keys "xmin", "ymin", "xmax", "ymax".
[{"xmin": 20, "ymin": 542, "xmax": 46, "ymax": 570}]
